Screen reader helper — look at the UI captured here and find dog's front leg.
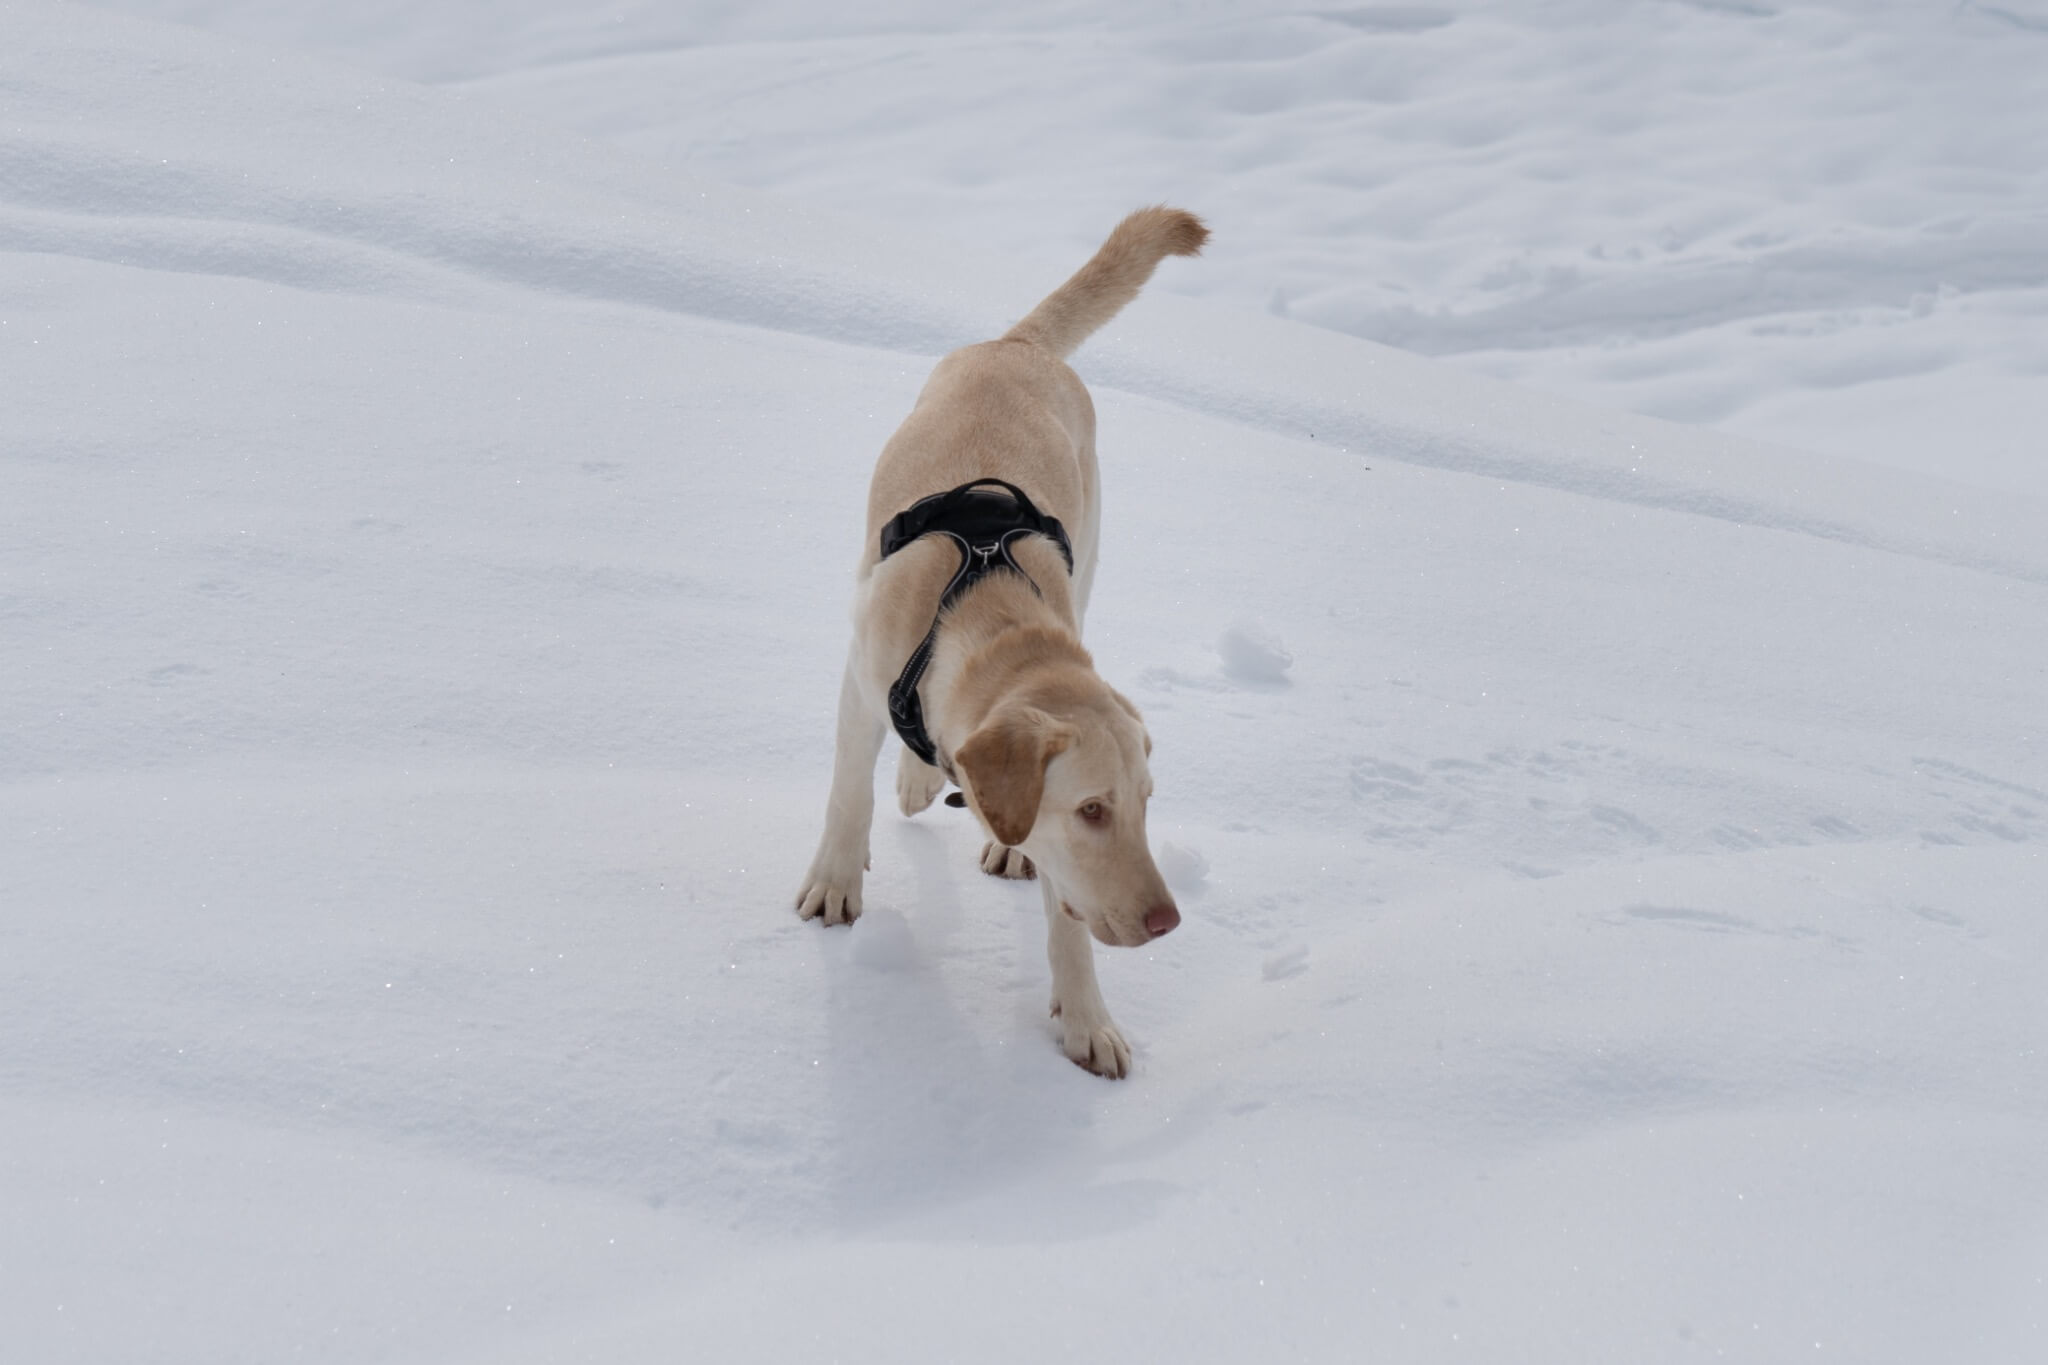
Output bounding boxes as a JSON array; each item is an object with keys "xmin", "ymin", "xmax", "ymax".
[
  {"xmin": 795, "ymin": 658, "xmax": 887, "ymax": 926},
  {"xmin": 1041, "ymin": 877, "xmax": 1132, "ymax": 1078}
]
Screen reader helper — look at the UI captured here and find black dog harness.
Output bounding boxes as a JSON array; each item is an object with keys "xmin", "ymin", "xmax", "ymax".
[{"xmin": 878, "ymin": 478, "xmax": 1074, "ymax": 769}]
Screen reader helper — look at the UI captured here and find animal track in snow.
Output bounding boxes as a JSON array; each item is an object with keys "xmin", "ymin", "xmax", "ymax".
[
  {"xmin": 1346, "ymin": 743, "xmax": 2047, "ymax": 867},
  {"xmin": 1912, "ymin": 757, "xmax": 2046, "ymax": 846},
  {"xmin": 1346, "ymin": 743, "xmax": 1671, "ymax": 862}
]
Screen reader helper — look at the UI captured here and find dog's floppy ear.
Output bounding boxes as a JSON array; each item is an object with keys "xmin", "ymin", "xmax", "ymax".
[
  {"xmin": 954, "ymin": 706, "xmax": 1074, "ymax": 847},
  {"xmin": 1107, "ymin": 687, "xmax": 1151, "ymax": 755}
]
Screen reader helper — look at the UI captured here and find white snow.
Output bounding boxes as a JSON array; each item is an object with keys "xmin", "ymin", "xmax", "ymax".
[
  {"xmin": 5, "ymin": 2, "xmax": 2046, "ymax": 1362},
  {"xmin": 84, "ymin": 0, "xmax": 2048, "ymax": 497}
]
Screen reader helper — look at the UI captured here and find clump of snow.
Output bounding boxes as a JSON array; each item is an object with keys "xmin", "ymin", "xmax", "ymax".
[
  {"xmin": 1216, "ymin": 620, "xmax": 1293, "ymax": 684},
  {"xmin": 1155, "ymin": 841, "xmax": 1210, "ymax": 898},
  {"xmin": 1261, "ymin": 945, "xmax": 1309, "ymax": 983}
]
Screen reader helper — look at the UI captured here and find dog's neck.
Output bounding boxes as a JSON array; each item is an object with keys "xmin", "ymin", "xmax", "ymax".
[{"xmin": 926, "ymin": 570, "xmax": 1093, "ymax": 758}]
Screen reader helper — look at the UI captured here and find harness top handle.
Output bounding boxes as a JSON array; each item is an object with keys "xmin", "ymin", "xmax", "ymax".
[{"xmin": 879, "ymin": 478, "xmax": 1074, "ymax": 571}]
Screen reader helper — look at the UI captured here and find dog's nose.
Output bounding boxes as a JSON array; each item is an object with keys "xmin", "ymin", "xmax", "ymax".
[{"xmin": 1144, "ymin": 903, "xmax": 1180, "ymax": 938}]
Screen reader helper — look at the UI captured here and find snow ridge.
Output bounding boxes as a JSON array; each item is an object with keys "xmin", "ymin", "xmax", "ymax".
[{"xmin": 11, "ymin": 9, "xmax": 2044, "ymax": 595}]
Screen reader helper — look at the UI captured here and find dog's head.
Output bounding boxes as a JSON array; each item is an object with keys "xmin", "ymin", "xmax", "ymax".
[{"xmin": 955, "ymin": 686, "xmax": 1178, "ymax": 947}]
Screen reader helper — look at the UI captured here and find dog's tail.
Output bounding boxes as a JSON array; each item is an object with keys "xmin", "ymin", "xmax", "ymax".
[{"xmin": 1002, "ymin": 206, "xmax": 1208, "ymax": 359}]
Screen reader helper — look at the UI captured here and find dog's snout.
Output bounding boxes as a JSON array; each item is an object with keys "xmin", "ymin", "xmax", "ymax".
[{"xmin": 1144, "ymin": 903, "xmax": 1180, "ymax": 938}]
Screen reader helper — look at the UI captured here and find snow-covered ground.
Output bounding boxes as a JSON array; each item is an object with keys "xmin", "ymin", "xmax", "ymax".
[
  {"xmin": 5, "ymin": 2, "xmax": 2045, "ymax": 1361},
  {"xmin": 84, "ymin": 0, "xmax": 2048, "ymax": 497}
]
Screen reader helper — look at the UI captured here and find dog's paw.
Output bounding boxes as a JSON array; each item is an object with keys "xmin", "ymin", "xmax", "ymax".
[
  {"xmin": 896, "ymin": 750, "xmax": 948, "ymax": 817},
  {"xmin": 979, "ymin": 841, "xmax": 1036, "ymax": 880},
  {"xmin": 1051, "ymin": 1002, "xmax": 1132, "ymax": 1079},
  {"xmin": 795, "ymin": 871, "xmax": 863, "ymax": 926}
]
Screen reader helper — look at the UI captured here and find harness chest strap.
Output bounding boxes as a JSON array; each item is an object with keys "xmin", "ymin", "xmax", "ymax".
[{"xmin": 878, "ymin": 479, "xmax": 1074, "ymax": 770}]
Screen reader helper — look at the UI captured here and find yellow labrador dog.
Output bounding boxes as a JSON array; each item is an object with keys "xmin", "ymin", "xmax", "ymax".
[{"xmin": 795, "ymin": 207, "xmax": 1205, "ymax": 1077}]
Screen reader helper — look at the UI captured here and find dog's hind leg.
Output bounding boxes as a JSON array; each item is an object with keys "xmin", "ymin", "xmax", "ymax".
[
  {"xmin": 795, "ymin": 659, "xmax": 887, "ymax": 926},
  {"xmin": 980, "ymin": 841, "xmax": 1037, "ymax": 880},
  {"xmin": 895, "ymin": 747, "xmax": 948, "ymax": 817},
  {"xmin": 1041, "ymin": 877, "xmax": 1131, "ymax": 1078}
]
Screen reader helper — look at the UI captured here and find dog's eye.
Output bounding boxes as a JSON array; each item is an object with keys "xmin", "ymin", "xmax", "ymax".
[{"xmin": 1077, "ymin": 800, "xmax": 1107, "ymax": 823}]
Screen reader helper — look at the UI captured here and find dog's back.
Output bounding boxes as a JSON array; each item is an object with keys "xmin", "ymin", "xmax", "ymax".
[{"xmin": 865, "ymin": 207, "xmax": 1207, "ymax": 559}]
